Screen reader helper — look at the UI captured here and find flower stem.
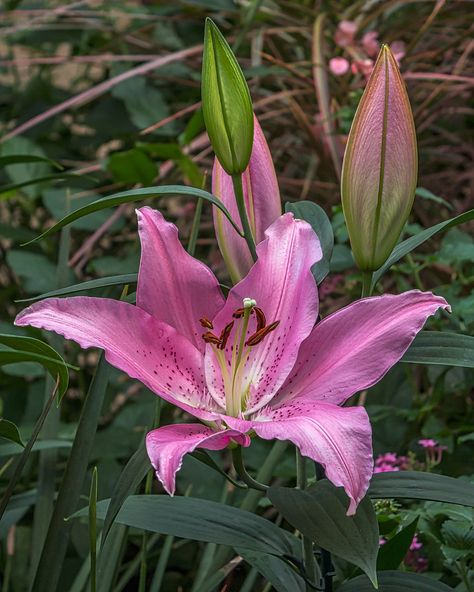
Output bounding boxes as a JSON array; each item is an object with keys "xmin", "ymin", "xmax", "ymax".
[
  {"xmin": 231, "ymin": 446, "xmax": 268, "ymax": 492},
  {"xmin": 296, "ymin": 451, "xmax": 319, "ymax": 591},
  {"xmin": 231, "ymin": 173, "xmax": 257, "ymax": 262},
  {"xmin": 361, "ymin": 271, "xmax": 374, "ymax": 298}
]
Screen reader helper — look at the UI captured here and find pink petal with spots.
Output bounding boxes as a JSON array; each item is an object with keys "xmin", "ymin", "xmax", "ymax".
[
  {"xmin": 226, "ymin": 401, "xmax": 373, "ymax": 515},
  {"xmin": 146, "ymin": 424, "xmax": 250, "ymax": 494},
  {"xmin": 15, "ymin": 297, "xmax": 221, "ymax": 420},
  {"xmin": 274, "ymin": 291, "xmax": 450, "ymax": 407},
  {"xmin": 205, "ymin": 213, "xmax": 321, "ymax": 414},
  {"xmin": 137, "ymin": 207, "xmax": 225, "ymax": 352}
]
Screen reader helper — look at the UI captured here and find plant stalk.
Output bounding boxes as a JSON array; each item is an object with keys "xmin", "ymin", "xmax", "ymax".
[{"xmin": 231, "ymin": 174, "xmax": 257, "ymax": 262}]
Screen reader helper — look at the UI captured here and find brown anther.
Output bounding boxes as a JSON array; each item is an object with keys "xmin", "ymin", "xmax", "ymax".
[
  {"xmin": 245, "ymin": 320, "xmax": 280, "ymax": 346},
  {"xmin": 202, "ymin": 331, "xmax": 221, "ymax": 346},
  {"xmin": 253, "ymin": 307, "xmax": 266, "ymax": 331},
  {"xmin": 199, "ymin": 317, "xmax": 214, "ymax": 329},
  {"xmin": 218, "ymin": 321, "xmax": 234, "ymax": 350},
  {"xmin": 232, "ymin": 307, "xmax": 245, "ymax": 319}
]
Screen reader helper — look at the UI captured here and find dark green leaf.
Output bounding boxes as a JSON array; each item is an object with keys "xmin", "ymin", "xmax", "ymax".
[
  {"xmin": 0, "ymin": 173, "xmax": 84, "ymax": 197},
  {"xmin": 285, "ymin": 201, "xmax": 334, "ymax": 284},
  {"xmin": 372, "ymin": 209, "xmax": 474, "ymax": 288},
  {"xmin": 338, "ymin": 570, "xmax": 454, "ymax": 592},
  {"xmin": 0, "ymin": 334, "xmax": 69, "ymax": 401},
  {"xmin": 73, "ymin": 495, "xmax": 298, "ymax": 557},
  {"xmin": 24, "ymin": 185, "xmax": 242, "ymax": 245},
  {"xmin": 0, "ymin": 419, "xmax": 24, "ymax": 447},
  {"xmin": 237, "ymin": 548, "xmax": 305, "ymax": 592},
  {"xmin": 16, "ymin": 274, "xmax": 138, "ymax": 303},
  {"xmin": 268, "ymin": 481, "xmax": 379, "ymax": 586},
  {"xmin": 402, "ymin": 331, "xmax": 474, "ymax": 368},
  {"xmin": 31, "ymin": 355, "xmax": 110, "ymax": 592},
  {"xmin": 369, "ymin": 472, "xmax": 474, "ymax": 506},
  {"xmin": 377, "ymin": 516, "xmax": 418, "ymax": 570},
  {"xmin": 107, "ymin": 148, "xmax": 157, "ymax": 185}
]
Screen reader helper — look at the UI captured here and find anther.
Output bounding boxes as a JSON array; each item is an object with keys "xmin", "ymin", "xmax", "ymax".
[
  {"xmin": 232, "ymin": 308, "xmax": 245, "ymax": 319},
  {"xmin": 253, "ymin": 307, "xmax": 266, "ymax": 331},
  {"xmin": 245, "ymin": 321, "xmax": 280, "ymax": 346},
  {"xmin": 218, "ymin": 321, "xmax": 234, "ymax": 350},
  {"xmin": 199, "ymin": 317, "xmax": 214, "ymax": 329},
  {"xmin": 202, "ymin": 331, "xmax": 221, "ymax": 346}
]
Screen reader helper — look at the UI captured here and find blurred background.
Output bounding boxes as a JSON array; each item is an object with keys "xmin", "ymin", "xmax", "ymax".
[{"xmin": 0, "ymin": 1, "xmax": 473, "ymax": 590}]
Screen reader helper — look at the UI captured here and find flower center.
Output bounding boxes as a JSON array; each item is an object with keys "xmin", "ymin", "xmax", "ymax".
[{"xmin": 200, "ymin": 298, "xmax": 280, "ymax": 416}]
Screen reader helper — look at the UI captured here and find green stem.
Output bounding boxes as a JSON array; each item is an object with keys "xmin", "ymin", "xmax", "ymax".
[
  {"xmin": 231, "ymin": 446, "xmax": 268, "ymax": 492},
  {"xmin": 231, "ymin": 174, "xmax": 257, "ymax": 262},
  {"xmin": 361, "ymin": 271, "xmax": 374, "ymax": 298},
  {"xmin": 296, "ymin": 451, "xmax": 318, "ymax": 591}
]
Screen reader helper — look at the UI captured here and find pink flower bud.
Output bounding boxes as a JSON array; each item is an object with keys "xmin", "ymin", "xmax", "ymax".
[
  {"xmin": 212, "ymin": 115, "xmax": 281, "ymax": 283},
  {"xmin": 341, "ymin": 45, "xmax": 417, "ymax": 271}
]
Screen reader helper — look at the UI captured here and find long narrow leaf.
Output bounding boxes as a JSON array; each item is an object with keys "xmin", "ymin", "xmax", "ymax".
[
  {"xmin": 24, "ymin": 185, "xmax": 242, "ymax": 245},
  {"xmin": 30, "ymin": 355, "xmax": 111, "ymax": 592},
  {"xmin": 16, "ymin": 274, "xmax": 139, "ymax": 303},
  {"xmin": 372, "ymin": 209, "xmax": 474, "ymax": 287},
  {"xmin": 402, "ymin": 331, "xmax": 474, "ymax": 368}
]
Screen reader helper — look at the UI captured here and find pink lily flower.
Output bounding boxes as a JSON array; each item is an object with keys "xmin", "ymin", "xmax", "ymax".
[
  {"xmin": 212, "ymin": 114, "xmax": 281, "ymax": 283},
  {"xmin": 15, "ymin": 209, "xmax": 449, "ymax": 514}
]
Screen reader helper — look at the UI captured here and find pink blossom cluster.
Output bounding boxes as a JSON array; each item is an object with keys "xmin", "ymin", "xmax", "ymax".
[
  {"xmin": 329, "ymin": 21, "xmax": 406, "ymax": 78},
  {"xmin": 373, "ymin": 452, "xmax": 411, "ymax": 473}
]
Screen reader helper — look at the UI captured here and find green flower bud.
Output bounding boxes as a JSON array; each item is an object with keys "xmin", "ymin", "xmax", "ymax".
[
  {"xmin": 341, "ymin": 45, "xmax": 418, "ymax": 271},
  {"xmin": 201, "ymin": 18, "xmax": 254, "ymax": 175}
]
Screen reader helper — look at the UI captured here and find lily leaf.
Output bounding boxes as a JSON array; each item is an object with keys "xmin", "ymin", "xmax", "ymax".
[
  {"xmin": 268, "ymin": 480, "xmax": 379, "ymax": 587},
  {"xmin": 23, "ymin": 185, "xmax": 242, "ymax": 245}
]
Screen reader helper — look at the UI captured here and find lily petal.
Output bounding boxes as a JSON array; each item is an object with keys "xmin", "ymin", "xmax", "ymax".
[
  {"xmin": 137, "ymin": 207, "xmax": 225, "ymax": 352},
  {"xmin": 275, "ymin": 290, "xmax": 450, "ymax": 406},
  {"xmin": 212, "ymin": 115, "xmax": 281, "ymax": 283},
  {"xmin": 15, "ymin": 297, "xmax": 221, "ymax": 420},
  {"xmin": 205, "ymin": 213, "xmax": 321, "ymax": 414},
  {"xmin": 227, "ymin": 402, "xmax": 373, "ymax": 515},
  {"xmin": 146, "ymin": 424, "xmax": 250, "ymax": 494}
]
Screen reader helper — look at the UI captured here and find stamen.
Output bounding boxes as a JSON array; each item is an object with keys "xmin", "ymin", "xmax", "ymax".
[
  {"xmin": 245, "ymin": 321, "xmax": 280, "ymax": 346},
  {"xmin": 232, "ymin": 308, "xmax": 245, "ymax": 319},
  {"xmin": 218, "ymin": 321, "xmax": 234, "ymax": 350},
  {"xmin": 253, "ymin": 307, "xmax": 266, "ymax": 331},
  {"xmin": 202, "ymin": 331, "xmax": 221, "ymax": 346},
  {"xmin": 199, "ymin": 317, "xmax": 214, "ymax": 329}
]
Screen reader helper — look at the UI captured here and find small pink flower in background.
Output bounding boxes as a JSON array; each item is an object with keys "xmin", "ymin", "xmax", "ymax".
[
  {"xmin": 410, "ymin": 535, "xmax": 423, "ymax": 551},
  {"xmin": 334, "ymin": 20, "xmax": 357, "ymax": 48},
  {"xmin": 15, "ymin": 209, "xmax": 448, "ymax": 515},
  {"xmin": 374, "ymin": 452, "xmax": 415, "ymax": 473},
  {"xmin": 419, "ymin": 438, "xmax": 438, "ymax": 449},
  {"xmin": 405, "ymin": 535, "xmax": 428, "ymax": 572},
  {"xmin": 362, "ymin": 31, "xmax": 379, "ymax": 57},
  {"xmin": 351, "ymin": 58, "xmax": 374, "ymax": 78},
  {"xmin": 419, "ymin": 438, "xmax": 448, "ymax": 467},
  {"xmin": 329, "ymin": 57, "xmax": 350, "ymax": 76},
  {"xmin": 391, "ymin": 40, "xmax": 406, "ymax": 64}
]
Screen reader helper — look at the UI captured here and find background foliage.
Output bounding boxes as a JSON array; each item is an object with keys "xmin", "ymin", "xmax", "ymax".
[{"xmin": 0, "ymin": 1, "xmax": 473, "ymax": 591}]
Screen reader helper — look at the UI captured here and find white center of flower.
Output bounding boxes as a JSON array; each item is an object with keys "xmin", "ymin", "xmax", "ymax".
[{"xmin": 200, "ymin": 298, "xmax": 280, "ymax": 416}]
